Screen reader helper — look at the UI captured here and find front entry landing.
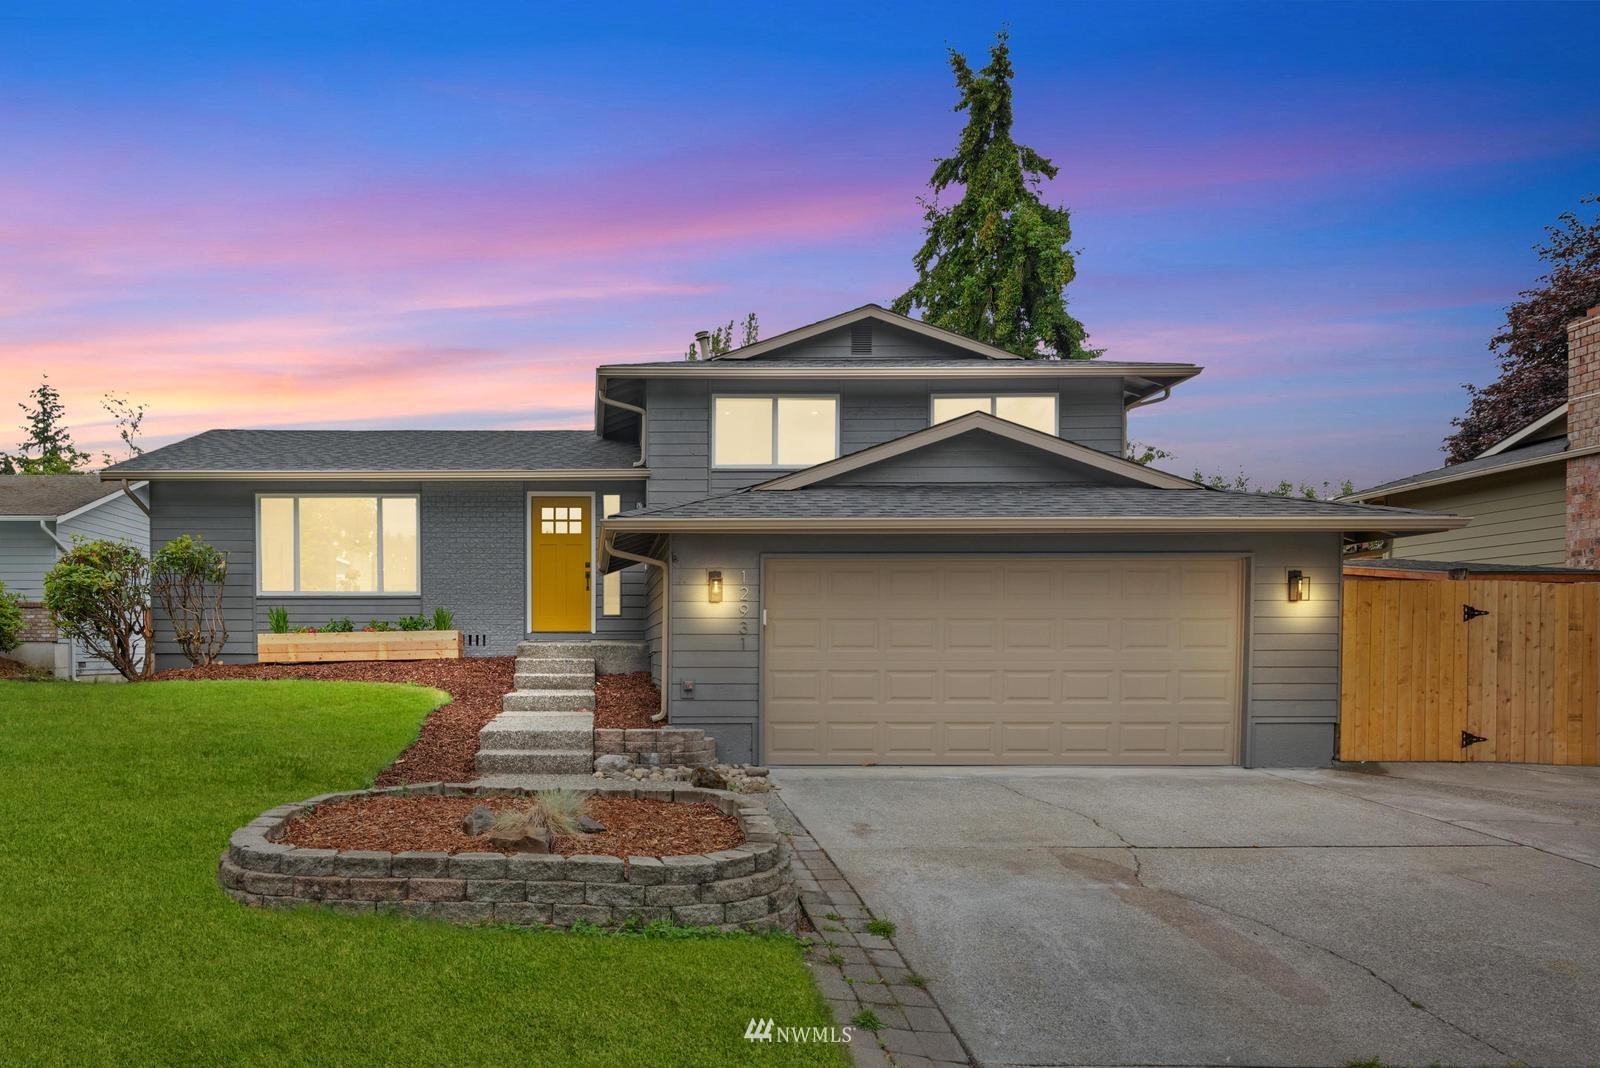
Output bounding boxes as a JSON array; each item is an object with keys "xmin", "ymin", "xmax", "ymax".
[{"xmin": 530, "ymin": 496, "xmax": 592, "ymax": 632}]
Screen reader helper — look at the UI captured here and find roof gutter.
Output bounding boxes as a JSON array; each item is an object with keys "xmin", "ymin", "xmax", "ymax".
[
  {"xmin": 595, "ymin": 381, "xmax": 648, "ymax": 468},
  {"xmin": 602, "ymin": 514, "xmax": 1470, "ymax": 535},
  {"xmin": 596, "ymin": 364, "xmax": 1202, "ymax": 382},
  {"xmin": 97, "ymin": 468, "xmax": 651, "ymax": 482},
  {"xmin": 600, "ymin": 532, "xmax": 669, "ymax": 722}
]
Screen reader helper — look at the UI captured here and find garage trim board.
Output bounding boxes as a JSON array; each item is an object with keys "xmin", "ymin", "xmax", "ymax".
[{"xmin": 760, "ymin": 554, "xmax": 1248, "ymax": 766}]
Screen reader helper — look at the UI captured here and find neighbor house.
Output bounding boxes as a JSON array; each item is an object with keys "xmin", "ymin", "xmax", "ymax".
[
  {"xmin": 1344, "ymin": 305, "xmax": 1600, "ymax": 568},
  {"xmin": 0, "ymin": 473, "xmax": 150, "ymax": 679},
  {"xmin": 102, "ymin": 304, "xmax": 1463, "ymax": 766}
]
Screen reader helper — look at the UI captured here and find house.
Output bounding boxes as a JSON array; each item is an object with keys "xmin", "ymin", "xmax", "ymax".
[
  {"xmin": 0, "ymin": 473, "xmax": 151, "ymax": 679},
  {"xmin": 101, "ymin": 304, "xmax": 1463, "ymax": 766},
  {"xmin": 1344, "ymin": 305, "xmax": 1600, "ymax": 568}
]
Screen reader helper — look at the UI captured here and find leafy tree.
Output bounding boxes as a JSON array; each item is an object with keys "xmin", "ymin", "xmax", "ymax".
[
  {"xmin": 151, "ymin": 535, "xmax": 229, "ymax": 667},
  {"xmin": 0, "ymin": 377, "xmax": 90, "ymax": 474},
  {"xmin": 1444, "ymin": 195, "xmax": 1600, "ymax": 463},
  {"xmin": 686, "ymin": 313, "xmax": 760, "ymax": 360},
  {"xmin": 1125, "ymin": 441, "xmax": 1351, "ymax": 498},
  {"xmin": 42, "ymin": 539, "xmax": 153, "ymax": 681},
  {"xmin": 0, "ymin": 580, "xmax": 23, "ymax": 654},
  {"xmin": 893, "ymin": 30, "xmax": 1092, "ymax": 359},
  {"xmin": 100, "ymin": 393, "xmax": 147, "ymax": 467}
]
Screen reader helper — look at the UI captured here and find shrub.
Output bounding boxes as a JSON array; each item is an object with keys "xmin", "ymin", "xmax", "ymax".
[
  {"xmin": 430, "ymin": 607, "xmax": 454, "ymax": 630},
  {"xmin": 266, "ymin": 606, "xmax": 290, "ymax": 634},
  {"xmin": 396, "ymin": 615, "xmax": 427, "ymax": 632},
  {"xmin": 323, "ymin": 617, "xmax": 354, "ymax": 633},
  {"xmin": 0, "ymin": 580, "xmax": 23, "ymax": 653},
  {"xmin": 151, "ymin": 534, "xmax": 229, "ymax": 666},
  {"xmin": 42, "ymin": 538, "xmax": 153, "ymax": 680},
  {"xmin": 365, "ymin": 620, "xmax": 393, "ymax": 632}
]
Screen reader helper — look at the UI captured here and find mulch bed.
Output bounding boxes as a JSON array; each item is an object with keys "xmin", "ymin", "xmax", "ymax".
[
  {"xmin": 0, "ymin": 658, "xmax": 45, "ymax": 681},
  {"xmin": 594, "ymin": 671, "xmax": 660, "ymax": 730},
  {"xmin": 154, "ymin": 658, "xmax": 515, "ymax": 785},
  {"xmin": 278, "ymin": 794, "xmax": 743, "ymax": 858}
]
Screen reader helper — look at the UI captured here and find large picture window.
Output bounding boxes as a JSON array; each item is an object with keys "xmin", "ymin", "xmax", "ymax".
[
  {"xmin": 931, "ymin": 394, "xmax": 1058, "ymax": 435},
  {"xmin": 712, "ymin": 396, "xmax": 838, "ymax": 468},
  {"xmin": 257, "ymin": 495, "xmax": 419, "ymax": 594}
]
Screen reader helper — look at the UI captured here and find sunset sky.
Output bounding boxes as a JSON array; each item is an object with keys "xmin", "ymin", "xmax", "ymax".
[{"xmin": 2, "ymin": 2, "xmax": 1597, "ymax": 487}]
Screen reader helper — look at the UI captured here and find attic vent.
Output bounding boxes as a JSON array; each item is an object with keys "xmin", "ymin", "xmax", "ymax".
[{"xmin": 850, "ymin": 321, "xmax": 873, "ymax": 355}]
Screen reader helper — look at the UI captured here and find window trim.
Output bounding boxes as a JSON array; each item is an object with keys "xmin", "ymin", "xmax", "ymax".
[
  {"xmin": 929, "ymin": 393, "xmax": 1059, "ymax": 435},
  {"xmin": 254, "ymin": 492, "xmax": 421, "ymax": 597},
  {"xmin": 710, "ymin": 394, "xmax": 841, "ymax": 470}
]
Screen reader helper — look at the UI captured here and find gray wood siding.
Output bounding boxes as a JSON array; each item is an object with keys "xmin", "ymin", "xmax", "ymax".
[
  {"xmin": 148, "ymin": 478, "xmax": 646, "ymax": 669},
  {"xmin": 757, "ymin": 321, "xmax": 978, "ymax": 360},
  {"xmin": 658, "ymin": 532, "xmax": 1343, "ymax": 767},
  {"xmin": 1385, "ymin": 469, "xmax": 1567, "ymax": 565},
  {"xmin": 828, "ymin": 434, "xmax": 1106, "ymax": 485},
  {"xmin": 644, "ymin": 376, "xmax": 1128, "ymax": 506},
  {"xmin": 0, "ymin": 523, "xmax": 58, "ymax": 598}
]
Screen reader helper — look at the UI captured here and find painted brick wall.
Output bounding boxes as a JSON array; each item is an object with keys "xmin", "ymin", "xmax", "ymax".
[
  {"xmin": 1568, "ymin": 306, "xmax": 1600, "ymax": 568},
  {"xmin": 420, "ymin": 481, "xmax": 527, "ymax": 655}
]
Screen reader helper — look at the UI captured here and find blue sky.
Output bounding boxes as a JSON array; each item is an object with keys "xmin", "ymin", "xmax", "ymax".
[{"xmin": 1, "ymin": 1, "xmax": 1596, "ymax": 486}]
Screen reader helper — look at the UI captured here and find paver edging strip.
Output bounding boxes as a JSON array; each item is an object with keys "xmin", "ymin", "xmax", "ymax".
[{"xmin": 218, "ymin": 782, "xmax": 797, "ymax": 932}]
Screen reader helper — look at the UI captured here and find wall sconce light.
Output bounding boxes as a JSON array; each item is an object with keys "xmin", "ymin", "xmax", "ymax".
[
  {"xmin": 708, "ymin": 570, "xmax": 723, "ymax": 603},
  {"xmin": 1287, "ymin": 569, "xmax": 1310, "ymax": 603}
]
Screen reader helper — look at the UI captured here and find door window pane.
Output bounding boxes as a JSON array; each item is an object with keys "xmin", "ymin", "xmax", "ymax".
[
  {"xmin": 932, "ymin": 396, "xmax": 991, "ymax": 423},
  {"xmin": 776, "ymin": 397, "xmax": 838, "ymax": 466},
  {"xmin": 713, "ymin": 397, "xmax": 773, "ymax": 466},
  {"xmin": 995, "ymin": 395, "xmax": 1058, "ymax": 434},
  {"xmin": 298, "ymin": 497, "xmax": 378, "ymax": 592},
  {"xmin": 381, "ymin": 497, "xmax": 419, "ymax": 593},
  {"xmin": 259, "ymin": 497, "xmax": 295, "ymax": 594}
]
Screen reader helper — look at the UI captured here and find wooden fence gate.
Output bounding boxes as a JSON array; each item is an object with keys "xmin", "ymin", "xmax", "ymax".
[{"xmin": 1340, "ymin": 570, "xmax": 1600, "ymax": 764}]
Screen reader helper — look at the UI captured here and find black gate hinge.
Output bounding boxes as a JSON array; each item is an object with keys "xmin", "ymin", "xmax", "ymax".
[
  {"xmin": 1462, "ymin": 730, "xmax": 1488, "ymax": 749},
  {"xmin": 1462, "ymin": 604, "xmax": 1490, "ymax": 622}
]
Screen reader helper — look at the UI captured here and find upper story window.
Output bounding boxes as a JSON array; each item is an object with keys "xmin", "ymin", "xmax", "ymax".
[
  {"xmin": 713, "ymin": 396, "xmax": 839, "ymax": 468},
  {"xmin": 258, "ymin": 494, "xmax": 419, "ymax": 595},
  {"xmin": 931, "ymin": 394, "xmax": 1058, "ymax": 435}
]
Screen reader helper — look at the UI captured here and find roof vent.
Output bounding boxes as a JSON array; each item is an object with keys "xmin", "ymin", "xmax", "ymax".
[{"xmin": 850, "ymin": 321, "xmax": 873, "ymax": 355}]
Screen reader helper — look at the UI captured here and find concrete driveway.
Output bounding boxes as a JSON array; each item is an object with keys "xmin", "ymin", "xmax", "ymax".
[{"xmin": 774, "ymin": 763, "xmax": 1600, "ymax": 1067}]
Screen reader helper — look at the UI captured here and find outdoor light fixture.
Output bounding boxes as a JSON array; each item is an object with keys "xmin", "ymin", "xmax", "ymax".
[
  {"xmin": 1287, "ymin": 569, "xmax": 1310, "ymax": 603},
  {"xmin": 708, "ymin": 570, "xmax": 723, "ymax": 603}
]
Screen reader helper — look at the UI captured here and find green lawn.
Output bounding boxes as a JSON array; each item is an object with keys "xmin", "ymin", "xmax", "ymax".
[{"xmin": 0, "ymin": 680, "xmax": 846, "ymax": 1067}]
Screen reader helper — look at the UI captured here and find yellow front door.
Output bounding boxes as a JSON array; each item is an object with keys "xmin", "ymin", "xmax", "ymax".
[{"xmin": 530, "ymin": 496, "xmax": 592, "ymax": 632}]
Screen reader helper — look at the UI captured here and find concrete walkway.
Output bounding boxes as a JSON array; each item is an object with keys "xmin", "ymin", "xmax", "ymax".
[{"xmin": 774, "ymin": 763, "xmax": 1600, "ymax": 1068}]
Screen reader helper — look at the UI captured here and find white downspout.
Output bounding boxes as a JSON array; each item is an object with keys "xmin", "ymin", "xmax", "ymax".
[
  {"xmin": 38, "ymin": 520, "xmax": 76, "ymax": 680},
  {"xmin": 596, "ymin": 381, "xmax": 649, "ymax": 468},
  {"xmin": 602, "ymin": 532, "xmax": 670, "ymax": 722}
]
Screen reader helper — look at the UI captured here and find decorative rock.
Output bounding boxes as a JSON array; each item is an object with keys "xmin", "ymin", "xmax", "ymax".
[
  {"xmin": 461, "ymin": 805, "xmax": 497, "ymax": 836},
  {"xmin": 594, "ymin": 755, "xmax": 632, "ymax": 773},
  {"xmin": 690, "ymin": 766, "xmax": 729, "ymax": 790},
  {"xmin": 577, "ymin": 815, "xmax": 607, "ymax": 834}
]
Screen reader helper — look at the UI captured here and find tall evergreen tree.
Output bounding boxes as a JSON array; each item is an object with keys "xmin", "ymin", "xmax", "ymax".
[
  {"xmin": 894, "ymin": 30, "xmax": 1093, "ymax": 359},
  {"xmin": 0, "ymin": 377, "xmax": 90, "ymax": 474}
]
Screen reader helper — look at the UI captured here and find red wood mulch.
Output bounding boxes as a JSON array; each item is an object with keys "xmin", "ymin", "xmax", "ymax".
[
  {"xmin": 278, "ymin": 794, "xmax": 743, "ymax": 857},
  {"xmin": 154, "ymin": 658, "xmax": 515, "ymax": 785},
  {"xmin": 594, "ymin": 671, "xmax": 660, "ymax": 730}
]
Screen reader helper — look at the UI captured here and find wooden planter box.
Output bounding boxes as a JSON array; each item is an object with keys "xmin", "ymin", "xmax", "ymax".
[{"xmin": 256, "ymin": 630, "xmax": 463, "ymax": 664}]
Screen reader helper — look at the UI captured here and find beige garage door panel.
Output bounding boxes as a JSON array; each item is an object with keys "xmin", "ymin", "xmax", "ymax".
[{"xmin": 763, "ymin": 556, "xmax": 1242, "ymax": 765}]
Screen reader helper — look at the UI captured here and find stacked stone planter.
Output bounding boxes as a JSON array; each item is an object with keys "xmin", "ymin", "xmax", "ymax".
[
  {"xmin": 594, "ymin": 727, "xmax": 717, "ymax": 769},
  {"xmin": 217, "ymin": 783, "xmax": 795, "ymax": 931}
]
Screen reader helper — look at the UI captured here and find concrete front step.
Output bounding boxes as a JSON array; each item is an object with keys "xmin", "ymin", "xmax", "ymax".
[
  {"xmin": 513, "ymin": 671, "xmax": 594, "ymax": 691},
  {"xmin": 516, "ymin": 641, "xmax": 605, "ymax": 659},
  {"xmin": 475, "ymin": 748, "xmax": 594, "ymax": 775},
  {"xmin": 501, "ymin": 688, "xmax": 595, "ymax": 713},
  {"xmin": 479, "ymin": 714, "xmax": 594, "ymax": 749},
  {"xmin": 513, "ymin": 657, "xmax": 595, "ymax": 676}
]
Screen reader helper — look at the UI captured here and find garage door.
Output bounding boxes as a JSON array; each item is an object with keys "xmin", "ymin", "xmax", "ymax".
[{"xmin": 763, "ymin": 556, "xmax": 1242, "ymax": 765}]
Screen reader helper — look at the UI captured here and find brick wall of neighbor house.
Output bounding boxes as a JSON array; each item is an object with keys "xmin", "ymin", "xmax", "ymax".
[
  {"xmin": 18, "ymin": 602, "xmax": 55, "ymax": 643},
  {"xmin": 1569, "ymin": 305, "xmax": 1600, "ymax": 568}
]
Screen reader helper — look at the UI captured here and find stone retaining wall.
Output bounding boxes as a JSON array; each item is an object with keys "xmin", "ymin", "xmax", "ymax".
[
  {"xmin": 594, "ymin": 727, "xmax": 718, "ymax": 769},
  {"xmin": 217, "ymin": 783, "xmax": 794, "ymax": 931}
]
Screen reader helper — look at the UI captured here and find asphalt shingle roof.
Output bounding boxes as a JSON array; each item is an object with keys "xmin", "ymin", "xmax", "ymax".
[
  {"xmin": 0, "ymin": 474, "xmax": 118, "ymax": 517},
  {"xmin": 613, "ymin": 484, "xmax": 1450, "ymax": 522},
  {"xmin": 1348, "ymin": 557, "xmax": 1600, "ymax": 576},
  {"xmin": 1348, "ymin": 437, "xmax": 1568, "ymax": 498},
  {"xmin": 100, "ymin": 429, "xmax": 640, "ymax": 475}
]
